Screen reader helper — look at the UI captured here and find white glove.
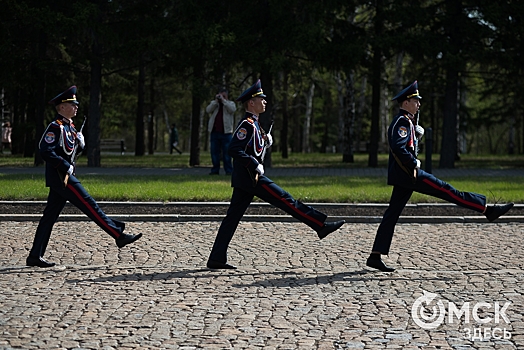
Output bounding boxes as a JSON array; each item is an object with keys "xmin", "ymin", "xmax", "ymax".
[
  {"xmin": 415, "ymin": 159, "xmax": 421, "ymax": 169},
  {"xmin": 415, "ymin": 125, "xmax": 424, "ymax": 140},
  {"xmin": 256, "ymin": 164, "xmax": 264, "ymax": 175},
  {"xmin": 76, "ymin": 132, "xmax": 85, "ymax": 148},
  {"xmin": 67, "ymin": 165, "xmax": 74, "ymax": 175},
  {"xmin": 266, "ymin": 134, "xmax": 273, "ymax": 147}
]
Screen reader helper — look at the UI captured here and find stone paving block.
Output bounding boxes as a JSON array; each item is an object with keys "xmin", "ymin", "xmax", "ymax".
[{"xmin": 0, "ymin": 221, "xmax": 522, "ymax": 348}]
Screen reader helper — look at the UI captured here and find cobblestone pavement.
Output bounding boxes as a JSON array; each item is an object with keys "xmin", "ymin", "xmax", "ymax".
[{"xmin": 1, "ymin": 220, "xmax": 523, "ymax": 349}]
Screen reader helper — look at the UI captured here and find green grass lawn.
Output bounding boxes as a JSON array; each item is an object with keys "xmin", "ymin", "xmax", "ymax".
[
  {"xmin": 1, "ymin": 152, "xmax": 522, "ymax": 202},
  {"xmin": 1, "ymin": 174, "xmax": 522, "ymax": 203}
]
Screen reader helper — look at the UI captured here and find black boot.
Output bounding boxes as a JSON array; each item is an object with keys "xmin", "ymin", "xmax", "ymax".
[
  {"xmin": 26, "ymin": 255, "xmax": 55, "ymax": 268},
  {"xmin": 366, "ymin": 253, "xmax": 395, "ymax": 272},
  {"xmin": 317, "ymin": 220, "xmax": 345, "ymax": 240},
  {"xmin": 115, "ymin": 233, "xmax": 143, "ymax": 248},
  {"xmin": 485, "ymin": 203, "xmax": 514, "ymax": 222},
  {"xmin": 207, "ymin": 259, "xmax": 237, "ymax": 269}
]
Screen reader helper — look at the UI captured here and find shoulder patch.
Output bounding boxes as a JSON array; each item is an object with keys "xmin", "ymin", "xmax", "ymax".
[
  {"xmin": 398, "ymin": 126, "xmax": 408, "ymax": 138},
  {"xmin": 44, "ymin": 132, "xmax": 56, "ymax": 143},
  {"xmin": 236, "ymin": 127, "xmax": 247, "ymax": 140}
]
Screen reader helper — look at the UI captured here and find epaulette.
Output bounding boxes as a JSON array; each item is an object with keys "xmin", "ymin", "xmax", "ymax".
[
  {"xmin": 54, "ymin": 118, "xmax": 73, "ymax": 127},
  {"xmin": 246, "ymin": 117, "xmax": 255, "ymax": 124}
]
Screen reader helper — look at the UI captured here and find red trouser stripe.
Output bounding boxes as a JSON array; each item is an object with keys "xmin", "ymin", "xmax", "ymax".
[
  {"xmin": 422, "ymin": 178, "xmax": 486, "ymax": 212},
  {"xmin": 261, "ymin": 183, "xmax": 324, "ymax": 227},
  {"xmin": 67, "ymin": 184, "xmax": 120, "ymax": 238}
]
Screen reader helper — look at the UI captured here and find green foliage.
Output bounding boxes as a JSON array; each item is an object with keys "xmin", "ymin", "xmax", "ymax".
[{"xmin": 1, "ymin": 0, "xmax": 523, "ymax": 160}]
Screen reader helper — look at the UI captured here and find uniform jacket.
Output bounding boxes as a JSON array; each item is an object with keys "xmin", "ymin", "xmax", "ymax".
[
  {"xmin": 39, "ymin": 115, "xmax": 84, "ymax": 188},
  {"xmin": 229, "ymin": 112, "xmax": 271, "ymax": 189},
  {"xmin": 206, "ymin": 99, "xmax": 236, "ymax": 134},
  {"xmin": 387, "ymin": 109, "xmax": 418, "ymax": 186}
]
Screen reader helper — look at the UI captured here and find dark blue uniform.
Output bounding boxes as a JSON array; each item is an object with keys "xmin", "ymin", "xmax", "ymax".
[
  {"xmin": 367, "ymin": 80, "xmax": 512, "ymax": 272},
  {"xmin": 208, "ymin": 112, "xmax": 331, "ymax": 264},
  {"xmin": 371, "ymin": 109, "xmax": 486, "ymax": 255},
  {"xmin": 28, "ymin": 115, "xmax": 129, "ymax": 259}
]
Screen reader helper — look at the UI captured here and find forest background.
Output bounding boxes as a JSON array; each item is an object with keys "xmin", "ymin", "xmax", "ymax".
[{"xmin": 1, "ymin": 0, "xmax": 522, "ymax": 169}]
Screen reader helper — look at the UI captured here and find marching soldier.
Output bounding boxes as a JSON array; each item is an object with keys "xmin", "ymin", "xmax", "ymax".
[
  {"xmin": 366, "ymin": 80, "xmax": 514, "ymax": 272},
  {"xmin": 207, "ymin": 79, "xmax": 345, "ymax": 269},
  {"xmin": 26, "ymin": 86, "xmax": 142, "ymax": 268}
]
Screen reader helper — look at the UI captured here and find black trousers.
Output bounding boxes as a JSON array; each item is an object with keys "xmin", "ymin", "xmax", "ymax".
[
  {"xmin": 371, "ymin": 169, "xmax": 487, "ymax": 255},
  {"xmin": 29, "ymin": 182, "xmax": 125, "ymax": 258},
  {"xmin": 208, "ymin": 179, "xmax": 327, "ymax": 263}
]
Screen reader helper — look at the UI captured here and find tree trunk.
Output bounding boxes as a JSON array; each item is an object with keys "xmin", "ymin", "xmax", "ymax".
[
  {"xmin": 10, "ymin": 90, "xmax": 24, "ymax": 155},
  {"xmin": 393, "ymin": 52, "xmax": 404, "ymax": 94},
  {"xmin": 281, "ymin": 71, "xmax": 289, "ymax": 159},
  {"xmin": 440, "ymin": 71, "xmax": 459, "ymax": 168},
  {"xmin": 189, "ymin": 59, "xmax": 203, "ymax": 167},
  {"xmin": 33, "ymin": 31, "xmax": 47, "ymax": 165},
  {"xmin": 135, "ymin": 56, "xmax": 146, "ymax": 156},
  {"xmin": 344, "ymin": 72, "xmax": 356, "ymax": 162},
  {"xmin": 87, "ymin": 43, "xmax": 102, "ymax": 167},
  {"xmin": 189, "ymin": 93, "xmax": 201, "ymax": 166},
  {"xmin": 368, "ymin": 56, "xmax": 381, "ymax": 167},
  {"xmin": 355, "ymin": 76, "xmax": 367, "ymax": 151},
  {"xmin": 521, "ymin": 109, "xmax": 523, "ymax": 154},
  {"xmin": 24, "ymin": 100, "xmax": 36, "ymax": 158},
  {"xmin": 439, "ymin": 0, "xmax": 462, "ymax": 168},
  {"xmin": 336, "ymin": 72, "xmax": 344, "ymax": 154},
  {"xmin": 148, "ymin": 76, "xmax": 155, "ymax": 155},
  {"xmin": 368, "ymin": 0, "xmax": 383, "ymax": 168},
  {"xmin": 302, "ymin": 82, "xmax": 315, "ymax": 153},
  {"xmin": 337, "ymin": 71, "xmax": 355, "ymax": 163},
  {"xmin": 508, "ymin": 114, "xmax": 515, "ymax": 154}
]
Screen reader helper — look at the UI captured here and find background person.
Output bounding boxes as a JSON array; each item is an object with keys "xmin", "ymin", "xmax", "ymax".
[
  {"xmin": 170, "ymin": 123, "xmax": 182, "ymax": 155},
  {"xmin": 27, "ymin": 86, "xmax": 142, "ymax": 268},
  {"xmin": 1, "ymin": 121, "xmax": 12, "ymax": 154},
  {"xmin": 206, "ymin": 88, "xmax": 236, "ymax": 175}
]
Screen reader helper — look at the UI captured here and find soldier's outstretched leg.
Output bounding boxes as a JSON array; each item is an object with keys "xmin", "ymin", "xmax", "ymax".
[
  {"xmin": 62, "ymin": 181, "xmax": 142, "ymax": 248},
  {"xmin": 253, "ymin": 180, "xmax": 345, "ymax": 239},
  {"xmin": 415, "ymin": 169, "xmax": 513, "ymax": 221}
]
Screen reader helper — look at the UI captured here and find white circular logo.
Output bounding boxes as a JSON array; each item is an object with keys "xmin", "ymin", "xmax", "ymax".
[{"xmin": 411, "ymin": 290, "xmax": 446, "ymax": 329}]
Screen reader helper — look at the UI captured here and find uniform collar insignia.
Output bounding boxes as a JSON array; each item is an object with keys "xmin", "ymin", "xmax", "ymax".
[
  {"xmin": 57, "ymin": 116, "xmax": 71, "ymax": 125},
  {"xmin": 246, "ymin": 111, "xmax": 258, "ymax": 121},
  {"xmin": 399, "ymin": 109, "xmax": 414, "ymax": 120}
]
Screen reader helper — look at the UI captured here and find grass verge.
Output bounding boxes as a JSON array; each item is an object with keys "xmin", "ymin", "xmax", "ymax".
[{"xmin": 1, "ymin": 174, "xmax": 522, "ymax": 203}]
